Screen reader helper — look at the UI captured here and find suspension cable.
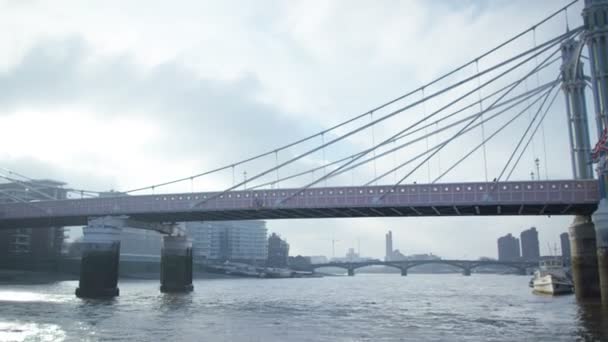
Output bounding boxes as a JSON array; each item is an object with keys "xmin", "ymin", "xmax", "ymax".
[
  {"xmin": 124, "ymin": 4, "xmax": 581, "ymax": 194},
  {"xmin": 370, "ymin": 84, "xmax": 557, "ymax": 185},
  {"xmin": 198, "ymin": 31, "xmax": 573, "ymax": 206},
  {"xmin": 505, "ymin": 88, "xmax": 561, "ymax": 180},
  {"xmin": 497, "ymin": 77, "xmax": 561, "ymax": 181},
  {"xmin": 249, "ymin": 80, "xmax": 555, "ymax": 190},
  {"xmin": 281, "ymin": 47, "xmax": 565, "ymax": 205},
  {"xmin": 375, "ymin": 45, "xmax": 565, "ymax": 200},
  {"xmin": 535, "ymin": 28, "xmax": 550, "ymax": 180},
  {"xmin": 476, "ymin": 60, "xmax": 489, "ymax": 182},
  {"xmin": 433, "ymin": 84, "xmax": 559, "ymax": 183}
]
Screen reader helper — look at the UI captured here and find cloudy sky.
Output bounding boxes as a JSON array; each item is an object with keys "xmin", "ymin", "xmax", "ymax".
[{"xmin": 0, "ymin": 0, "xmax": 593, "ymax": 259}]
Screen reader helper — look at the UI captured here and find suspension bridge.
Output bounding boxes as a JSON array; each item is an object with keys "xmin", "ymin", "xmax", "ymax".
[{"xmin": 2, "ymin": 0, "xmax": 608, "ymax": 300}]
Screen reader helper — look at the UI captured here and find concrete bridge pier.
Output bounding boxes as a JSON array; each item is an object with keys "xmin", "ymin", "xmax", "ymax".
[
  {"xmin": 462, "ymin": 268, "xmax": 471, "ymax": 276},
  {"xmin": 76, "ymin": 217, "xmax": 122, "ymax": 298},
  {"xmin": 592, "ymin": 200, "xmax": 608, "ymax": 303},
  {"xmin": 400, "ymin": 268, "xmax": 407, "ymax": 276},
  {"xmin": 347, "ymin": 268, "xmax": 355, "ymax": 276},
  {"xmin": 160, "ymin": 235, "xmax": 194, "ymax": 293},
  {"xmin": 570, "ymin": 215, "xmax": 601, "ymax": 299}
]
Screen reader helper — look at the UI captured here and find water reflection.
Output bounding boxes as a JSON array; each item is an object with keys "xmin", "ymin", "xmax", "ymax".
[
  {"xmin": 0, "ymin": 321, "xmax": 66, "ymax": 342},
  {"xmin": 576, "ymin": 301, "xmax": 608, "ymax": 341},
  {"xmin": 158, "ymin": 292, "xmax": 194, "ymax": 312}
]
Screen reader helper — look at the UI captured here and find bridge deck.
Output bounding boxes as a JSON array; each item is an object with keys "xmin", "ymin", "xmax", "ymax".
[{"xmin": 0, "ymin": 180, "xmax": 599, "ymax": 229}]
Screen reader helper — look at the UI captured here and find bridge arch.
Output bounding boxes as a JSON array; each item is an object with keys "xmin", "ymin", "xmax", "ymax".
[
  {"xmin": 311, "ymin": 261, "xmax": 405, "ymax": 274},
  {"xmin": 468, "ymin": 261, "xmax": 529, "ymax": 274},
  {"xmin": 402, "ymin": 260, "xmax": 468, "ymax": 272}
]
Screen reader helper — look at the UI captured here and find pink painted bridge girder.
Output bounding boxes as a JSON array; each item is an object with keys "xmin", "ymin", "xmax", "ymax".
[{"xmin": 0, "ymin": 180, "xmax": 599, "ymax": 230}]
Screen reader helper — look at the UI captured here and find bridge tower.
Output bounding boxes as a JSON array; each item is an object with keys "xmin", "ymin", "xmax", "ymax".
[
  {"xmin": 584, "ymin": 0, "xmax": 608, "ymax": 303},
  {"xmin": 560, "ymin": 36, "xmax": 601, "ymax": 299}
]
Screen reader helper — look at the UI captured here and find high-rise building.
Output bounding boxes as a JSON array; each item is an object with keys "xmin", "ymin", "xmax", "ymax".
[
  {"xmin": 0, "ymin": 179, "xmax": 67, "ymax": 269},
  {"xmin": 267, "ymin": 233, "xmax": 289, "ymax": 267},
  {"xmin": 520, "ymin": 227, "xmax": 540, "ymax": 261},
  {"xmin": 385, "ymin": 230, "xmax": 393, "ymax": 261},
  {"xmin": 185, "ymin": 221, "xmax": 268, "ymax": 264},
  {"xmin": 497, "ymin": 233, "xmax": 521, "ymax": 261},
  {"xmin": 560, "ymin": 232, "xmax": 571, "ymax": 261}
]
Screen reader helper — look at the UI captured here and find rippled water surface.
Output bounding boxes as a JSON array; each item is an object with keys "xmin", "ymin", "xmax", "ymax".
[{"xmin": 1, "ymin": 274, "xmax": 607, "ymax": 341}]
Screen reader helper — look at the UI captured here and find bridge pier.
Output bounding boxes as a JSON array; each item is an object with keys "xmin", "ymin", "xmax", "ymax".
[
  {"xmin": 462, "ymin": 268, "xmax": 471, "ymax": 276},
  {"xmin": 76, "ymin": 217, "xmax": 122, "ymax": 298},
  {"xmin": 347, "ymin": 268, "xmax": 355, "ymax": 276},
  {"xmin": 160, "ymin": 235, "xmax": 193, "ymax": 293},
  {"xmin": 570, "ymin": 215, "xmax": 601, "ymax": 299},
  {"xmin": 593, "ymin": 199, "xmax": 608, "ymax": 303},
  {"xmin": 401, "ymin": 268, "xmax": 407, "ymax": 276}
]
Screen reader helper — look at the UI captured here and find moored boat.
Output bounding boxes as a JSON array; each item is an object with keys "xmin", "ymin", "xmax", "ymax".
[{"xmin": 531, "ymin": 258, "xmax": 573, "ymax": 295}]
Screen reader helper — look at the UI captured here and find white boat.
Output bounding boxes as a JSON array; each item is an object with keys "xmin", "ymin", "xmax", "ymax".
[{"xmin": 531, "ymin": 258, "xmax": 573, "ymax": 295}]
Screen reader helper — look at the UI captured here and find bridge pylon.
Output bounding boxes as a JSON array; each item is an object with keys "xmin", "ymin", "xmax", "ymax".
[
  {"xmin": 561, "ymin": 18, "xmax": 601, "ymax": 300},
  {"xmin": 584, "ymin": 0, "xmax": 608, "ymax": 302}
]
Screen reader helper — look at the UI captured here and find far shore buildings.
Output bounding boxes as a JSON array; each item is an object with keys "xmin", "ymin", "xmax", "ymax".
[
  {"xmin": 267, "ymin": 233, "xmax": 289, "ymax": 267},
  {"xmin": 560, "ymin": 232, "xmax": 571, "ymax": 261},
  {"xmin": 185, "ymin": 220, "xmax": 268, "ymax": 264},
  {"xmin": 520, "ymin": 227, "xmax": 540, "ymax": 261},
  {"xmin": 384, "ymin": 230, "xmax": 439, "ymax": 262},
  {"xmin": 497, "ymin": 233, "xmax": 520, "ymax": 261},
  {"xmin": 0, "ymin": 179, "xmax": 68, "ymax": 270}
]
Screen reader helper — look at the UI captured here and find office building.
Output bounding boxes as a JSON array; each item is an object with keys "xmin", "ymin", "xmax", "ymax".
[
  {"xmin": 267, "ymin": 233, "xmax": 289, "ymax": 267},
  {"xmin": 497, "ymin": 233, "xmax": 520, "ymax": 261},
  {"xmin": 520, "ymin": 227, "xmax": 540, "ymax": 261},
  {"xmin": 385, "ymin": 230, "xmax": 393, "ymax": 261},
  {"xmin": 0, "ymin": 179, "xmax": 67, "ymax": 268},
  {"xmin": 185, "ymin": 220, "xmax": 268, "ymax": 264},
  {"xmin": 560, "ymin": 232, "xmax": 571, "ymax": 260}
]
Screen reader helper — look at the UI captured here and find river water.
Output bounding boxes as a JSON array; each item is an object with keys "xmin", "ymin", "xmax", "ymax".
[{"xmin": 1, "ymin": 274, "xmax": 607, "ymax": 341}]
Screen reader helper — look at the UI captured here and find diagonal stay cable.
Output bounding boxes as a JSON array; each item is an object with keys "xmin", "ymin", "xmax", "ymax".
[
  {"xmin": 496, "ymin": 77, "xmax": 561, "ymax": 181},
  {"xmin": 248, "ymin": 79, "xmax": 557, "ymax": 190},
  {"xmin": 433, "ymin": 83, "xmax": 559, "ymax": 183},
  {"xmin": 126, "ymin": 10, "xmax": 582, "ymax": 194},
  {"xmin": 195, "ymin": 30, "xmax": 574, "ymax": 207},
  {"xmin": 373, "ymin": 44, "xmax": 567, "ymax": 201},
  {"xmin": 367, "ymin": 83, "xmax": 557, "ymax": 186},
  {"xmin": 286, "ymin": 35, "xmax": 568, "ymax": 204},
  {"xmin": 505, "ymin": 89, "xmax": 561, "ymax": 180}
]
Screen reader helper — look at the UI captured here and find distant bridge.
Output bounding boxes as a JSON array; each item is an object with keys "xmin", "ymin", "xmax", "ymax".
[{"xmin": 308, "ymin": 259, "xmax": 538, "ymax": 276}]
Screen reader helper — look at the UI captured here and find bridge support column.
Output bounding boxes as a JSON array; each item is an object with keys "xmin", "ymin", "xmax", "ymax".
[
  {"xmin": 462, "ymin": 268, "xmax": 471, "ymax": 276},
  {"xmin": 347, "ymin": 268, "xmax": 355, "ymax": 276},
  {"xmin": 160, "ymin": 235, "xmax": 193, "ymax": 293},
  {"xmin": 592, "ymin": 200, "xmax": 608, "ymax": 303},
  {"xmin": 76, "ymin": 217, "xmax": 122, "ymax": 298},
  {"xmin": 401, "ymin": 268, "xmax": 407, "ymax": 276},
  {"xmin": 570, "ymin": 215, "xmax": 601, "ymax": 299}
]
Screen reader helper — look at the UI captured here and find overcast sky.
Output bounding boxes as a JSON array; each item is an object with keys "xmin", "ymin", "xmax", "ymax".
[{"xmin": 0, "ymin": 0, "xmax": 592, "ymax": 259}]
